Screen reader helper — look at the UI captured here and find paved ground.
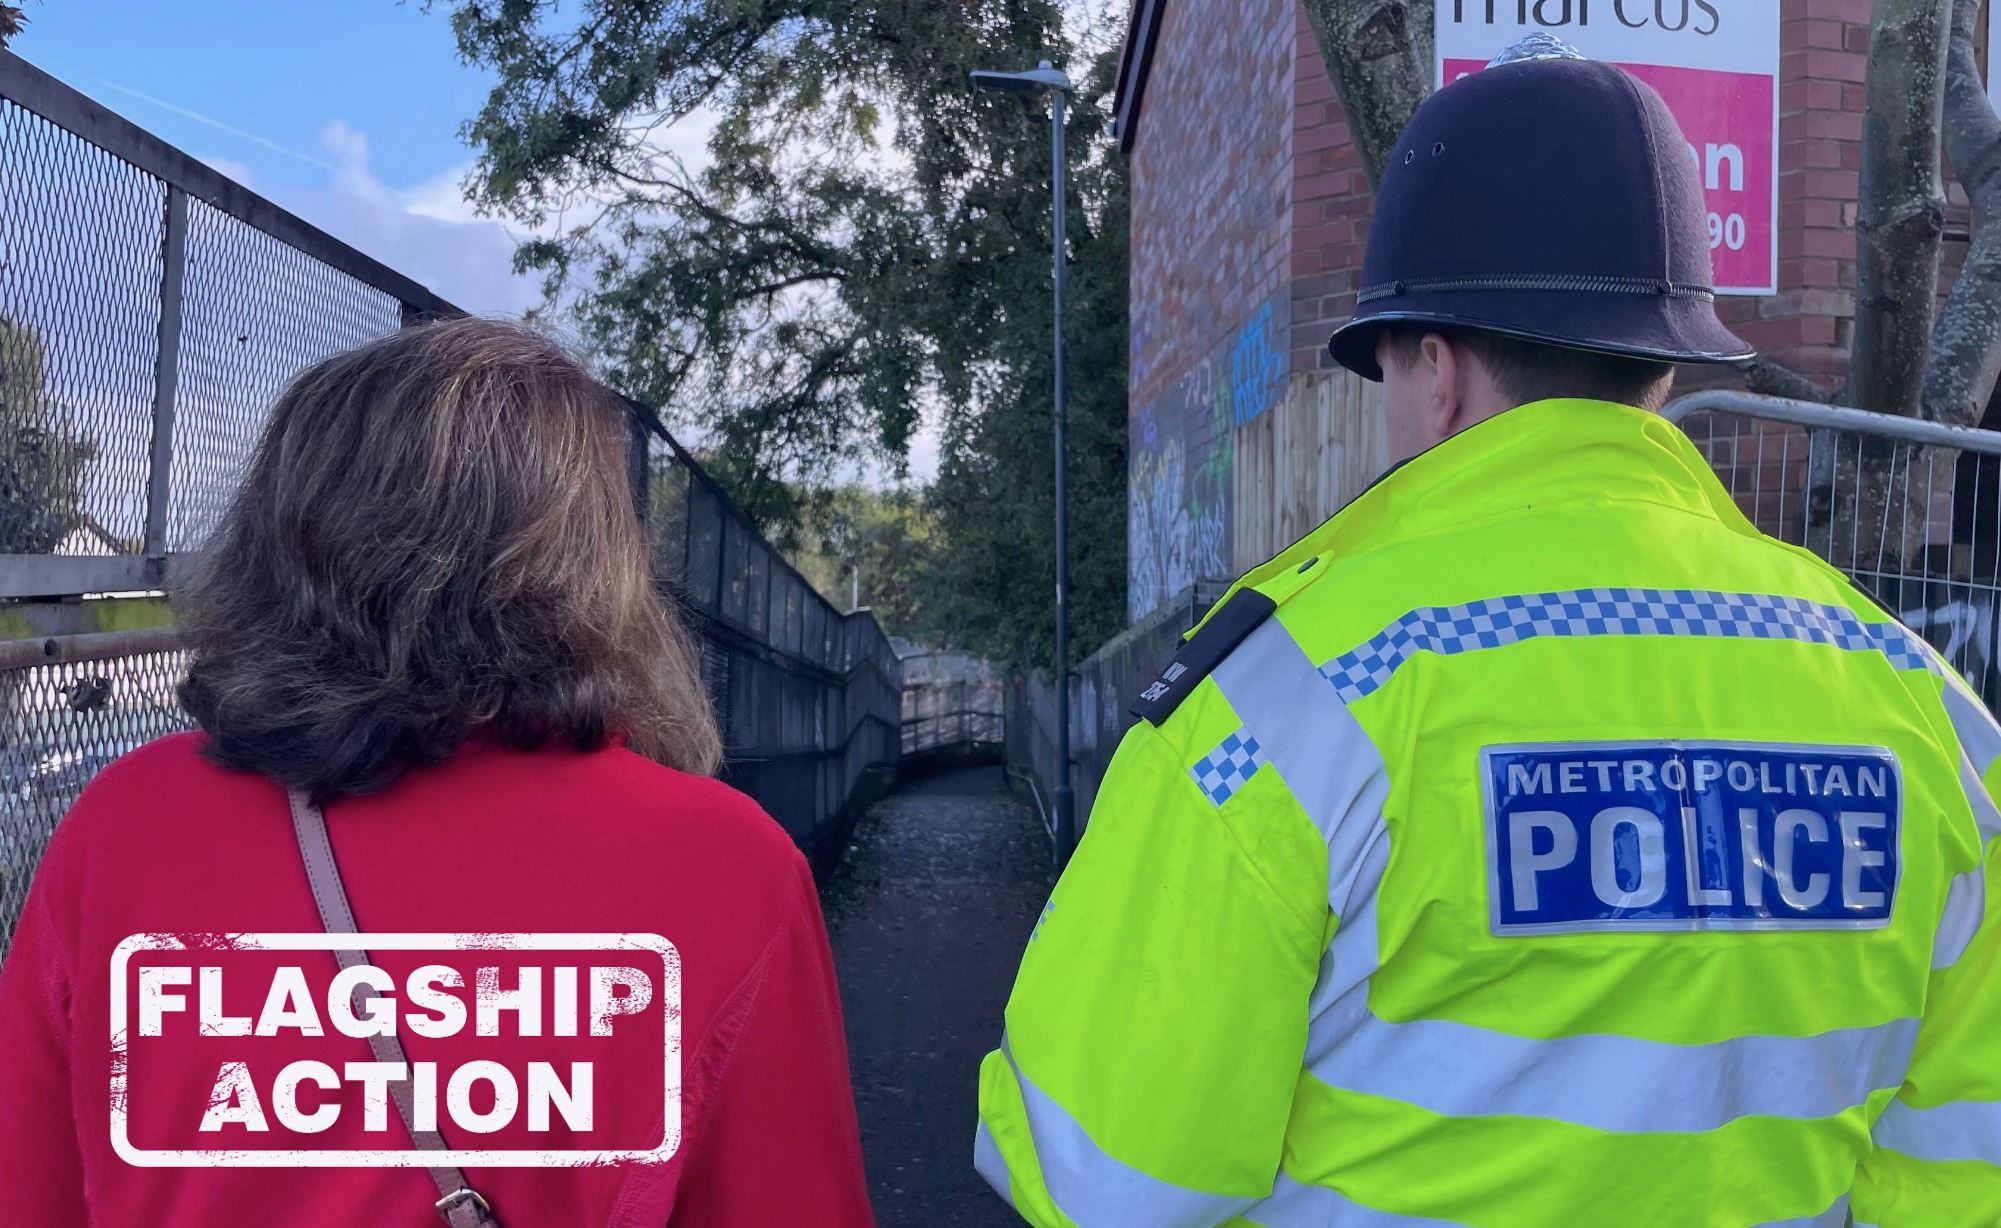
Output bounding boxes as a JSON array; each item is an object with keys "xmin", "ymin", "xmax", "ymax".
[{"xmin": 821, "ymin": 765, "xmax": 1054, "ymax": 1228}]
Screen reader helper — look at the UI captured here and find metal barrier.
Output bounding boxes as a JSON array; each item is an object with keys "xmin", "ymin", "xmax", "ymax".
[
  {"xmin": 1665, "ymin": 390, "xmax": 2001, "ymax": 711},
  {"xmin": 899, "ymin": 649, "xmax": 1004, "ymax": 756},
  {"xmin": 0, "ymin": 53, "xmax": 899, "ymax": 953},
  {"xmin": 1005, "ymin": 581, "xmax": 1225, "ymax": 860}
]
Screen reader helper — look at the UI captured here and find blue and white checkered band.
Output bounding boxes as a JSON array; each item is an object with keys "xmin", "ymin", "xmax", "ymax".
[
  {"xmin": 1320, "ymin": 588, "xmax": 1932, "ymax": 704},
  {"xmin": 1189, "ymin": 730, "xmax": 1269, "ymax": 807}
]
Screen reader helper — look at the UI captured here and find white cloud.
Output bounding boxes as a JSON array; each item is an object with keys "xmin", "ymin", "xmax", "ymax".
[
  {"xmin": 242, "ymin": 119, "xmax": 543, "ymax": 317},
  {"xmin": 398, "ymin": 163, "xmax": 484, "ymax": 226}
]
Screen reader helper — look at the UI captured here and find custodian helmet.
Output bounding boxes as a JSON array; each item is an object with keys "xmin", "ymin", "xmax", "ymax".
[{"xmin": 1328, "ymin": 51, "xmax": 1754, "ymax": 381}]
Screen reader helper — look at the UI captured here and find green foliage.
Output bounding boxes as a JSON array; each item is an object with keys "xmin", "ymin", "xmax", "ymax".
[
  {"xmin": 918, "ymin": 53, "xmax": 1129, "ymax": 669},
  {"xmin": 0, "ymin": 317, "xmax": 96, "ymax": 554},
  {"xmin": 440, "ymin": 0, "xmax": 1129, "ymax": 671},
  {"xmin": 785, "ymin": 484, "xmax": 936, "ymax": 640}
]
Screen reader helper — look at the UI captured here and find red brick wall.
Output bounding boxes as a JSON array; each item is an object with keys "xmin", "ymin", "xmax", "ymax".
[
  {"xmin": 1126, "ymin": 0, "xmax": 1296, "ymax": 620},
  {"xmin": 1288, "ymin": 3, "xmax": 1372, "ymax": 377},
  {"xmin": 1721, "ymin": 0, "xmax": 1864, "ymax": 384},
  {"xmin": 1128, "ymin": 0, "xmax": 1294, "ymax": 414}
]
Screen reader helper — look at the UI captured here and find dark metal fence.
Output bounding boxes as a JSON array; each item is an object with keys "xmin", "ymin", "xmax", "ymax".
[
  {"xmin": 0, "ymin": 52, "xmax": 898, "ymax": 952},
  {"xmin": 1005, "ymin": 582, "xmax": 1224, "ymax": 857},
  {"xmin": 633, "ymin": 421, "xmax": 901, "ymax": 851}
]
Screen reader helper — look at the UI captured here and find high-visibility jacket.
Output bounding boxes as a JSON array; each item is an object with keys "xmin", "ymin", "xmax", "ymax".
[{"xmin": 975, "ymin": 399, "xmax": 2001, "ymax": 1228}]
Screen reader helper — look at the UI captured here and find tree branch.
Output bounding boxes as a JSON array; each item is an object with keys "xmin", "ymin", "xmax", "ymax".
[
  {"xmin": 1297, "ymin": 0, "xmax": 1434, "ymax": 188},
  {"xmin": 1921, "ymin": 0, "xmax": 2001, "ymax": 426},
  {"xmin": 1849, "ymin": 0, "xmax": 1950, "ymax": 416},
  {"xmin": 1740, "ymin": 356, "xmax": 1836, "ymax": 403}
]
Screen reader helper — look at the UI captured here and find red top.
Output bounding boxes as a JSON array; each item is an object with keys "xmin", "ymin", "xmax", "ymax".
[{"xmin": 0, "ymin": 731, "xmax": 874, "ymax": 1227}]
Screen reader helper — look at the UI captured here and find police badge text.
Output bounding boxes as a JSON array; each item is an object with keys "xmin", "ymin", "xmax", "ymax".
[{"xmin": 1484, "ymin": 742, "xmax": 1901, "ymax": 933}]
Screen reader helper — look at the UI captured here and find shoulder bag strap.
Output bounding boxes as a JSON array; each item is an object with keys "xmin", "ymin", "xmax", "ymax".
[{"xmin": 288, "ymin": 788, "xmax": 499, "ymax": 1228}]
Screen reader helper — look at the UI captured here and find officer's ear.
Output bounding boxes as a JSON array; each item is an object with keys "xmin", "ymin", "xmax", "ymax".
[
  {"xmin": 1418, "ymin": 332, "xmax": 1467, "ymax": 440},
  {"xmin": 1425, "ymin": 332, "xmax": 1515, "ymax": 437}
]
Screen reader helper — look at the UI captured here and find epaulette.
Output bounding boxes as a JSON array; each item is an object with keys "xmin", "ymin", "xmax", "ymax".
[
  {"xmin": 1130, "ymin": 553, "xmax": 1336, "ymax": 726},
  {"xmin": 1128, "ymin": 588, "xmax": 1276, "ymax": 726}
]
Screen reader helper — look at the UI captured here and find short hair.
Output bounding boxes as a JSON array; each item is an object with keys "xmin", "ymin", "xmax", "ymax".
[
  {"xmin": 178, "ymin": 317, "xmax": 723, "ymax": 799},
  {"xmin": 1380, "ymin": 325, "xmax": 1675, "ymax": 412}
]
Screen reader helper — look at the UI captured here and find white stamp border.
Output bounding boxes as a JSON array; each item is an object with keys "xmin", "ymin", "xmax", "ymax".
[{"xmin": 110, "ymin": 931, "xmax": 681, "ymax": 1167}]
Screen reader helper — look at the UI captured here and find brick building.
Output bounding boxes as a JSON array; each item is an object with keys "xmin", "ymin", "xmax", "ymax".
[{"xmin": 1112, "ymin": 0, "xmax": 1987, "ymax": 624}]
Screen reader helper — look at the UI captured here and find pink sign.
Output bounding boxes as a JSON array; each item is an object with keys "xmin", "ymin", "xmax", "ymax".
[{"xmin": 1444, "ymin": 58, "xmax": 1776, "ymax": 293}]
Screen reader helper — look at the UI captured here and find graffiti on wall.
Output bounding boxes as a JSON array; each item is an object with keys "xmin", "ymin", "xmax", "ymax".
[
  {"xmin": 1128, "ymin": 290, "xmax": 1290, "ymax": 622},
  {"xmin": 1900, "ymin": 588, "xmax": 2000, "ymax": 710},
  {"xmin": 1856, "ymin": 567, "xmax": 2001, "ymax": 712},
  {"xmin": 1230, "ymin": 300, "xmax": 1287, "ymax": 428}
]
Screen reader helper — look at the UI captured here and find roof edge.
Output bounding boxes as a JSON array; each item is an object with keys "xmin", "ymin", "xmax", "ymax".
[{"xmin": 1113, "ymin": 0, "xmax": 1165, "ymax": 153}]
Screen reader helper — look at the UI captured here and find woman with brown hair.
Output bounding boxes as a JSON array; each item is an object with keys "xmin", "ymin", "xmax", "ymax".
[{"xmin": 0, "ymin": 318, "xmax": 874, "ymax": 1226}]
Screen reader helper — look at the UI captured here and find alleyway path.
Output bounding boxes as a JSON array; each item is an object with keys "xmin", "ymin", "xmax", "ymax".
[{"xmin": 822, "ymin": 766, "xmax": 1053, "ymax": 1228}]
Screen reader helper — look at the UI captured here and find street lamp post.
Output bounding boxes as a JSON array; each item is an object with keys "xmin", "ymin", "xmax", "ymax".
[{"xmin": 970, "ymin": 59, "xmax": 1076, "ymax": 867}]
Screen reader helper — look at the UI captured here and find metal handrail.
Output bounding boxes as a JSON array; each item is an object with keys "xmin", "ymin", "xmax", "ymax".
[
  {"xmin": 0, "ymin": 628, "xmax": 184, "ymax": 672},
  {"xmin": 1005, "ymin": 762, "xmax": 1057, "ymax": 844},
  {"xmin": 1664, "ymin": 390, "xmax": 2001, "ymax": 455}
]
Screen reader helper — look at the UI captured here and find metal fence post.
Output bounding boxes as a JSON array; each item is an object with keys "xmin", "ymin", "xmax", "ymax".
[
  {"xmin": 626, "ymin": 411, "xmax": 650, "ymax": 529},
  {"xmin": 141, "ymin": 187, "xmax": 189, "ymax": 570}
]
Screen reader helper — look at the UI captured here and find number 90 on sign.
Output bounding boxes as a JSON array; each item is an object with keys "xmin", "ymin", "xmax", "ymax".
[{"xmin": 1707, "ymin": 212, "xmax": 1746, "ymax": 252}]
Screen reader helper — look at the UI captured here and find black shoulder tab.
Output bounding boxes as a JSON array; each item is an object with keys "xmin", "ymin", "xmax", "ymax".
[{"xmin": 1129, "ymin": 589, "xmax": 1277, "ymax": 726}]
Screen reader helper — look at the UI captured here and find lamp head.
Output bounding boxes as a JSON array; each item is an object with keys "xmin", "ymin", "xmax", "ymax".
[{"xmin": 968, "ymin": 60, "xmax": 1072, "ymax": 95}]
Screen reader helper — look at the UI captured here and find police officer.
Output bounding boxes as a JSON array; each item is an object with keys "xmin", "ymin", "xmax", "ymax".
[{"xmin": 975, "ymin": 43, "xmax": 2001, "ymax": 1228}]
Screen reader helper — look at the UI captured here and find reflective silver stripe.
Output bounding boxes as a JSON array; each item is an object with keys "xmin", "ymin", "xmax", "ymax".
[
  {"xmin": 1755, "ymin": 1192, "xmax": 1850, "ymax": 1227},
  {"xmin": 1943, "ymin": 680, "xmax": 2001, "ymax": 779},
  {"xmin": 1962, "ymin": 755, "xmax": 2001, "ymax": 842},
  {"xmin": 1248, "ymin": 1173, "xmax": 1849, "ymax": 1226},
  {"xmin": 998, "ymin": 1038, "xmax": 1259, "ymax": 1228},
  {"xmin": 1934, "ymin": 865, "xmax": 1985, "ymax": 969},
  {"xmin": 1246, "ymin": 1171, "xmax": 1469, "ymax": 1227},
  {"xmin": 1212, "ymin": 618, "xmax": 1391, "ymax": 881},
  {"xmin": 1287, "ymin": 781, "xmax": 1916, "ymax": 1133},
  {"xmin": 973, "ymin": 1119, "xmax": 1014, "ymax": 1208},
  {"xmin": 1308, "ymin": 1008, "xmax": 1917, "ymax": 1134},
  {"xmin": 1874, "ymin": 1097, "xmax": 2001, "ymax": 1165},
  {"xmin": 1934, "ymin": 748, "xmax": 2001, "ymax": 971},
  {"xmin": 1305, "ymin": 838, "xmax": 1389, "ymax": 1025}
]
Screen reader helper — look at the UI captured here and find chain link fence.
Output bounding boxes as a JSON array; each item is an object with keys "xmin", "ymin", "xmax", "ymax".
[
  {"xmin": 0, "ymin": 53, "xmax": 899, "ymax": 952},
  {"xmin": 634, "ymin": 422, "xmax": 900, "ymax": 855}
]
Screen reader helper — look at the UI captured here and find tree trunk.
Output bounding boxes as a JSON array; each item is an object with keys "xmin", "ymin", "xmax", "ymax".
[
  {"xmin": 1817, "ymin": 434, "xmax": 1932, "ymax": 576},
  {"xmin": 1298, "ymin": 0, "xmax": 1434, "ymax": 189},
  {"xmin": 1921, "ymin": 0, "xmax": 2001, "ymax": 427},
  {"xmin": 1850, "ymin": 0, "xmax": 1950, "ymax": 417}
]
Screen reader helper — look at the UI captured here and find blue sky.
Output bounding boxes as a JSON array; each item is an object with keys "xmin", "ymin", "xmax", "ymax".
[{"xmin": 13, "ymin": 0, "xmax": 544, "ymax": 314}]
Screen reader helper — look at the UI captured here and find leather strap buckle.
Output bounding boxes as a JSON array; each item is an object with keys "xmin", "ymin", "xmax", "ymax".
[{"xmin": 436, "ymin": 1187, "xmax": 492, "ymax": 1223}]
